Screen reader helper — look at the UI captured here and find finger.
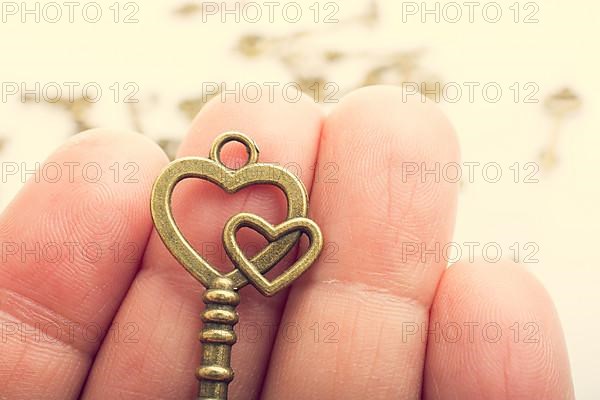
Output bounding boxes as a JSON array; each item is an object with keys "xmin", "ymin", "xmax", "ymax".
[
  {"xmin": 423, "ymin": 260, "xmax": 574, "ymax": 400},
  {"xmin": 83, "ymin": 93, "xmax": 323, "ymax": 399},
  {"xmin": 262, "ymin": 86, "xmax": 460, "ymax": 399},
  {"xmin": 0, "ymin": 129, "xmax": 168, "ymax": 399}
]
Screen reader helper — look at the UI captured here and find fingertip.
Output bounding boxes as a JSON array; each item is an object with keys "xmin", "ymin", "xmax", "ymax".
[
  {"xmin": 441, "ymin": 260, "xmax": 556, "ymax": 311},
  {"xmin": 307, "ymin": 84, "xmax": 461, "ymax": 298},
  {"xmin": 425, "ymin": 260, "xmax": 574, "ymax": 399},
  {"xmin": 327, "ymin": 84, "xmax": 460, "ymax": 164},
  {"xmin": 63, "ymin": 128, "xmax": 169, "ymax": 166},
  {"xmin": 184, "ymin": 88, "xmax": 324, "ymax": 165},
  {"xmin": 0, "ymin": 128, "xmax": 170, "ymax": 399},
  {"xmin": 196, "ymin": 87, "xmax": 323, "ymax": 123}
]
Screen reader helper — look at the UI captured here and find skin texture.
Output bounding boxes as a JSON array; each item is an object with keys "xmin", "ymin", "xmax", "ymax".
[{"xmin": 0, "ymin": 86, "xmax": 574, "ymax": 400}]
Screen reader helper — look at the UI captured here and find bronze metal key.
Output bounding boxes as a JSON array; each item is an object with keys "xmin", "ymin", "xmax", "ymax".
[{"xmin": 150, "ymin": 132, "xmax": 323, "ymax": 400}]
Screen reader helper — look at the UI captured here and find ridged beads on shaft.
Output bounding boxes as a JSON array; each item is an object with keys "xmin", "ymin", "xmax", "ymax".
[{"xmin": 197, "ymin": 278, "xmax": 240, "ymax": 400}]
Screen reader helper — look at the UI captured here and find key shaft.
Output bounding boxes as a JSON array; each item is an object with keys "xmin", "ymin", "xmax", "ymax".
[{"xmin": 197, "ymin": 277, "xmax": 240, "ymax": 400}]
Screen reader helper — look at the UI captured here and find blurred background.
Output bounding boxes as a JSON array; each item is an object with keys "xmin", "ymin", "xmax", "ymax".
[{"xmin": 0, "ymin": 0, "xmax": 597, "ymax": 397}]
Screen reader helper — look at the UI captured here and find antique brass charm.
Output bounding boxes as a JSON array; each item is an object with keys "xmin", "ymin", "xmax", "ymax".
[{"xmin": 150, "ymin": 132, "xmax": 323, "ymax": 400}]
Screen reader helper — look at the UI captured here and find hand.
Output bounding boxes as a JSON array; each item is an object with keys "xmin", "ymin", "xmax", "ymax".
[{"xmin": 0, "ymin": 86, "xmax": 573, "ymax": 399}]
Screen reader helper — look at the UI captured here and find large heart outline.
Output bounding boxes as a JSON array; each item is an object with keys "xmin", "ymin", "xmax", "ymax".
[
  {"xmin": 223, "ymin": 213, "xmax": 323, "ymax": 297},
  {"xmin": 150, "ymin": 132, "xmax": 309, "ymax": 289}
]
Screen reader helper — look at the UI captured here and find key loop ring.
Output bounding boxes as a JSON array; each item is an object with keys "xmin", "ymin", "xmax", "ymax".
[{"xmin": 209, "ymin": 131, "xmax": 260, "ymax": 170}]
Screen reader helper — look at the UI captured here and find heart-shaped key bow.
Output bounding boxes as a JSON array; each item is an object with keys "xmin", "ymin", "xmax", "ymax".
[{"xmin": 150, "ymin": 132, "xmax": 323, "ymax": 400}]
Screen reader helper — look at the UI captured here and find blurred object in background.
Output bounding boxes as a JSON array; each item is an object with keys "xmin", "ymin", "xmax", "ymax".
[
  {"xmin": 157, "ymin": 138, "xmax": 181, "ymax": 160},
  {"xmin": 24, "ymin": 95, "xmax": 93, "ymax": 134},
  {"xmin": 540, "ymin": 88, "xmax": 582, "ymax": 171},
  {"xmin": 173, "ymin": 3, "xmax": 203, "ymax": 17},
  {"xmin": 179, "ymin": 90, "xmax": 221, "ymax": 121}
]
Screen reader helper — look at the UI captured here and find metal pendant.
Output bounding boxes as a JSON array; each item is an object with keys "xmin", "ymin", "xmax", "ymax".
[{"xmin": 150, "ymin": 132, "xmax": 323, "ymax": 400}]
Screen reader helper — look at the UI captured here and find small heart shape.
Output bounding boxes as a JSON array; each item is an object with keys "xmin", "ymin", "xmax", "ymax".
[{"xmin": 223, "ymin": 213, "xmax": 323, "ymax": 296}]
